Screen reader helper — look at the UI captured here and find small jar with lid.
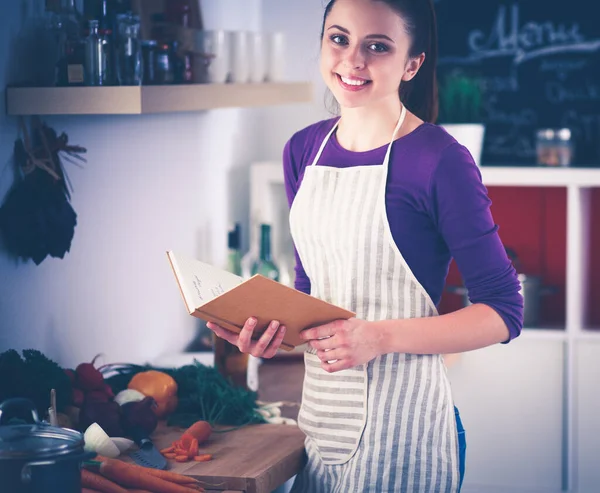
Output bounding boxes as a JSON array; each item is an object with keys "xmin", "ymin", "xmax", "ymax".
[
  {"xmin": 555, "ymin": 128, "xmax": 574, "ymax": 166},
  {"xmin": 536, "ymin": 129, "xmax": 557, "ymax": 166}
]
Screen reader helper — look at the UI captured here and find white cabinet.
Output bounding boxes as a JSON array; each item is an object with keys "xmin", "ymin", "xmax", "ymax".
[
  {"xmin": 575, "ymin": 340, "xmax": 600, "ymax": 493},
  {"xmin": 447, "ymin": 339, "xmax": 565, "ymax": 492}
]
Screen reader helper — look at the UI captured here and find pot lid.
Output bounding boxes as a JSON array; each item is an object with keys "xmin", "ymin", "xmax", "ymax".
[{"xmin": 0, "ymin": 423, "xmax": 84, "ymax": 460}]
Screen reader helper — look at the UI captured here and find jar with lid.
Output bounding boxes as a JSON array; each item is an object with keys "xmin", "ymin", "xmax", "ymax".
[
  {"xmin": 116, "ymin": 13, "xmax": 142, "ymax": 85},
  {"xmin": 536, "ymin": 129, "xmax": 557, "ymax": 166},
  {"xmin": 555, "ymin": 128, "xmax": 574, "ymax": 166}
]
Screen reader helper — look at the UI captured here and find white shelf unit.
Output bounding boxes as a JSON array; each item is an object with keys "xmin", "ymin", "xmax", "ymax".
[{"xmin": 479, "ymin": 166, "xmax": 599, "ymax": 493}]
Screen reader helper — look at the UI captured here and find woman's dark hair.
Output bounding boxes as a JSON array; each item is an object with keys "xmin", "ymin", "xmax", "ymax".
[{"xmin": 320, "ymin": 0, "xmax": 439, "ymax": 123}]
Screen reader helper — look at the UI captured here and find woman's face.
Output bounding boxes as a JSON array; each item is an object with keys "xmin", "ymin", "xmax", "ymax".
[{"xmin": 320, "ymin": 0, "xmax": 422, "ymax": 110}]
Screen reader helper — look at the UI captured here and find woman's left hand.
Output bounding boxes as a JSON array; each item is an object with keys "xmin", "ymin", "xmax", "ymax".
[{"xmin": 300, "ymin": 318, "xmax": 383, "ymax": 372}]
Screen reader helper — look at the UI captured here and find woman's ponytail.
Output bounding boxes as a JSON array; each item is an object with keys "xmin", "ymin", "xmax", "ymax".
[{"xmin": 398, "ymin": 0, "xmax": 439, "ymax": 123}]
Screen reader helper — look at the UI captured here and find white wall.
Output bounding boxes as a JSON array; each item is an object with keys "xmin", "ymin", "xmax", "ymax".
[
  {"xmin": 259, "ymin": 0, "xmax": 331, "ymax": 159},
  {"xmin": 0, "ymin": 0, "xmax": 272, "ymax": 368}
]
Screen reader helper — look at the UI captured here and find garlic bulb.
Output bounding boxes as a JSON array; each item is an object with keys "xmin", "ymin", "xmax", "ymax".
[
  {"xmin": 114, "ymin": 389, "xmax": 145, "ymax": 406},
  {"xmin": 84, "ymin": 423, "xmax": 120, "ymax": 458}
]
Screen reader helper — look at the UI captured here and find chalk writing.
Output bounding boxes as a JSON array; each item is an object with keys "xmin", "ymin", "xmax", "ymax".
[{"xmin": 438, "ymin": 5, "xmax": 600, "ymax": 66}]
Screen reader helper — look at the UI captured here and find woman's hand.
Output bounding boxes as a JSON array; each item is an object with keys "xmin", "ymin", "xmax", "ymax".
[
  {"xmin": 301, "ymin": 318, "xmax": 383, "ymax": 372},
  {"xmin": 206, "ymin": 318, "xmax": 286, "ymax": 359}
]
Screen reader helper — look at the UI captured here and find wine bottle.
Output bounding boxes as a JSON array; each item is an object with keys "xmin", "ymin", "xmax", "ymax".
[
  {"xmin": 251, "ymin": 224, "xmax": 279, "ymax": 281},
  {"xmin": 213, "ymin": 223, "xmax": 249, "ymax": 389}
]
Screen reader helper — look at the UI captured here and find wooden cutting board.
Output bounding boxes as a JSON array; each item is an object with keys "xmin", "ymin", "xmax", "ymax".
[{"xmin": 130, "ymin": 422, "xmax": 306, "ymax": 493}]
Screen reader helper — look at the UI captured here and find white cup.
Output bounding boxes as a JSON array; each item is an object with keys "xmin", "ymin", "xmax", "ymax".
[
  {"xmin": 265, "ymin": 32, "xmax": 285, "ymax": 82},
  {"xmin": 194, "ymin": 30, "xmax": 230, "ymax": 84},
  {"xmin": 248, "ymin": 32, "xmax": 266, "ymax": 83},
  {"xmin": 229, "ymin": 31, "xmax": 250, "ymax": 84}
]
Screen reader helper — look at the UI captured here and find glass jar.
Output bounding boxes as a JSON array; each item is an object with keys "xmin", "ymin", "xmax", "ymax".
[
  {"xmin": 85, "ymin": 19, "xmax": 109, "ymax": 85},
  {"xmin": 116, "ymin": 13, "xmax": 142, "ymax": 85},
  {"xmin": 555, "ymin": 128, "xmax": 574, "ymax": 166},
  {"xmin": 536, "ymin": 129, "xmax": 557, "ymax": 166}
]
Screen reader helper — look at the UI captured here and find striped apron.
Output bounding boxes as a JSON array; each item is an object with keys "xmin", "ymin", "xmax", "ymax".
[{"xmin": 288, "ymin": 106, "xmax": 460, "ymax": 493}]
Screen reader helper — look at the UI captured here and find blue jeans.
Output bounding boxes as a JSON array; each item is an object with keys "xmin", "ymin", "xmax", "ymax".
[{"xmin": 455, "ymin": 406, "xmax": 466, "ymax": 490}]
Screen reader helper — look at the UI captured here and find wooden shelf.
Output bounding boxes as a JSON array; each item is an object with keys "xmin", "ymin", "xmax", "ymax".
[
  {"xmin": 480, "ymin": 166, "xmax": 600, "ymax": 187},
  {"xmin": 5, "ymin": 82, "xmax": 313, "ymax": 115}
]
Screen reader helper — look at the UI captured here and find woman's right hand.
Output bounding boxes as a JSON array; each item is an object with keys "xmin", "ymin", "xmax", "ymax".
[{"xmin": 206, "ymin": 317, "xmax": 286, "ymax": 358}]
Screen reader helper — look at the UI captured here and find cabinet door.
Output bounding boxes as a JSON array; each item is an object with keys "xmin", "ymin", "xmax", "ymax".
[
  {"xmin": 576, "ymin": 340, "xmax": 600, "ymax": 493},
  {"xmin": 446, "ymin": 338, "xmax": 564, "ymax": 492}
]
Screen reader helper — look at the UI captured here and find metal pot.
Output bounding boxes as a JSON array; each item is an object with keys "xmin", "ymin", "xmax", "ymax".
[
  {"xmin": 0, "ymin": 398, "xmax": 94, "ymax": 493},
  {"xmin": 447, "ymin": 274, "xmax": 557, "ymax": 328}
]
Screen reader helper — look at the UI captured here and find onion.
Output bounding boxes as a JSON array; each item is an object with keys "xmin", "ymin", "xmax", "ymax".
[
  {"xmin": 110, "ymin": 437, "xmax": 134, "ymax": 453},
  {"xmin": 83, "ymin": 423, "xmax": 120, "ymax": 458},
  {"xmin": 114, "ymin": 389, "xmax": 145, "ymax": 406}
]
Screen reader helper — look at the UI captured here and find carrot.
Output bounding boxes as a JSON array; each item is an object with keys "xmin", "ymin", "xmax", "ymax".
[
  {"xmin": 163, "ymin": 453, "xmax": 177, "ymax": 459},
  {"xmin": 100, "ymin": 459, "xmax": 204, "ymax": 493},
  {"xmin": 160, "ymin": 446, "xmax": 175, "ymax": 454},
  {"xmin": 82, "ymin": 469, "xmax": 128, "ymax": 493},
  {"xmin": 97, "ymin": 457, "xmax": 200, "ymax": 486},
  {"xmin": 188, "ymin": 438, "xmax": 199, "ymax": 459},
  {"xmin": 193, "ymin": 454, "xmax": 212, "ymax": 462},
  {"xmin": 175, "ymin": 455, "xmax": 189, "ymax": 462},
  {"xmin": 182, "ymin": 421, "xmax": 212, "ymax": 444}
]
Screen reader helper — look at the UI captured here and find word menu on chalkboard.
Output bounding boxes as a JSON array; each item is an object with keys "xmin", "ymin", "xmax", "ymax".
[{"xmin": 435, "ymin": 0, "xmax": 600, "ymax": 166}]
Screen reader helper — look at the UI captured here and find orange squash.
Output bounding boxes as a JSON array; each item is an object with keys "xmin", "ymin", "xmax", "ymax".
[{"xmin": 127, "ymin": 370, "xmax": 178, "ymax": 418}]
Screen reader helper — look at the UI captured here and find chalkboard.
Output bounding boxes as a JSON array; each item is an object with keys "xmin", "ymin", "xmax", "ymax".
[{"xmin": 435, "ymin": 0, "xmax": 600, "ymax": 166}]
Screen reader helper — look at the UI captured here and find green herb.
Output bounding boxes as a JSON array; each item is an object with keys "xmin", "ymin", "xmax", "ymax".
[
  {"xmin": 438, "ymin": 70, "xmax": 484, "ymax": 124},
  {"xmin": 102, "ymin": 360, "xmax": 265, "ymax": 428},
  {"xmin": 0, "ymin": 349, "xmax": 72, "ymax": 415}
]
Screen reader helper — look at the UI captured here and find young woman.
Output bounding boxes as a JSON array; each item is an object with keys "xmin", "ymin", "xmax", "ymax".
[{"xmin": 208, "ymin": 0, "xmax": 524, "ymax": 491}]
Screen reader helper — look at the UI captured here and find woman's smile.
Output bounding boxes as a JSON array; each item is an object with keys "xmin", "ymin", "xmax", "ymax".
[{"xmin": 336, "ymin": 73, "xmax": 372, "ymax": 91}]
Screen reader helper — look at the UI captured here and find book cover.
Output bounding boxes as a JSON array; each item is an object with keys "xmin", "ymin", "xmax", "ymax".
[{"xmin": 166, "ymin": 251, "xmax": 355, "ymax": 351}]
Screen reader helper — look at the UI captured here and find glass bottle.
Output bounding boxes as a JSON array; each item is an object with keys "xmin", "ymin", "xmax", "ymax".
[
  {"xmin": 56, "ymin": 0, "xmax": 85, "ymax": 86},
  {"xmin": 85, "ymin": 20, "xmax": 109, "ymax": 85},
  {"xmin": 155, "ymin": 42, "xmax": 174, "ymax": 84},
  {"xmin": 165, "ymin": 0, "xmax": 193, "ymax": 83},
  {"xmin": 116, "ymin": 13, "xmax": 142, "ymax": 85},
  {"xmin": 252, "ymin": 224, "xmax": 280, "ymax": 282},
  {"xmin": 227, "ymin": 223, "xmax": 242, "ymax": 276},
  {"xmin": 97, "ymin": 0, "xmax": 116, "ymax": 85},
  {"xmin": 213, "ymin": 224, "xmax": 249, "ymax": 389}
]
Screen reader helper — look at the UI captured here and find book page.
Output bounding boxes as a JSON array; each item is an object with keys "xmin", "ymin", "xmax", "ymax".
[{"xmin": 167, "ymin": 251, "xmax": 243, "ymax": 313}]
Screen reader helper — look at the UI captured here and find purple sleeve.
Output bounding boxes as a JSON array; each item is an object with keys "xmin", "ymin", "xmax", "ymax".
[
  {"xmin": 430, "ymin": 144, "xmax": 524, "ymax": 341},
  {"xmin": 283, "ymin": 137, "xmax": 311, "ymax": 295}
]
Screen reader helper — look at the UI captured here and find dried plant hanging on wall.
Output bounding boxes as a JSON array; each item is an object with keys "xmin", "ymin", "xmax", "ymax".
[{"xmin": 0, "ymin": 116, "xmax": 87, "ymax": 265}]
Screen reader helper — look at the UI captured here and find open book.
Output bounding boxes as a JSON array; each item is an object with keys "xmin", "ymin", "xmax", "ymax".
[{"xmin": 166, "ymin": 251, "xmax": 355, "ymax": 351}]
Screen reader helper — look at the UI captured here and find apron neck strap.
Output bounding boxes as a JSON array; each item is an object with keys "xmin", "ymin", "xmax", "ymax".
[{"xmin": 310, "ymin": 105, "xmax": 407, "ymax": 168}]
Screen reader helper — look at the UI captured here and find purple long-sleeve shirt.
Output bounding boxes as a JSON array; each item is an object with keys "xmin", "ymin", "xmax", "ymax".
[{"xmin": 283, "ymin": 118, "xmax": 524, "ymax": 342}]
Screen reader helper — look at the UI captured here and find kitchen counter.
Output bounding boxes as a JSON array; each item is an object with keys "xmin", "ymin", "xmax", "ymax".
[{"xmin": 138, "ymin": 421, "xmax": 306, "ymax": 493}]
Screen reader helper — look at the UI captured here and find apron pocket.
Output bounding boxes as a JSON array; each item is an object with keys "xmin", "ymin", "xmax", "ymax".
[{"xmin": 298, "ymin": 352, "xmax": 368, "ymax": 465}]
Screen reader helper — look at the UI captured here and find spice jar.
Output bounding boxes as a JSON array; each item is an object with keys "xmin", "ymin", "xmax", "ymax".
[
  {"xmin": 536, "ymin": 129, "xmax": 557, "ymax": 166},
  {"xmin": 555, "ymin": 128, "xmax": 574, "ymax": 166},
  {"xmin": 536, "ymin": 128, "xmax": 575, "ymax": 166}
]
